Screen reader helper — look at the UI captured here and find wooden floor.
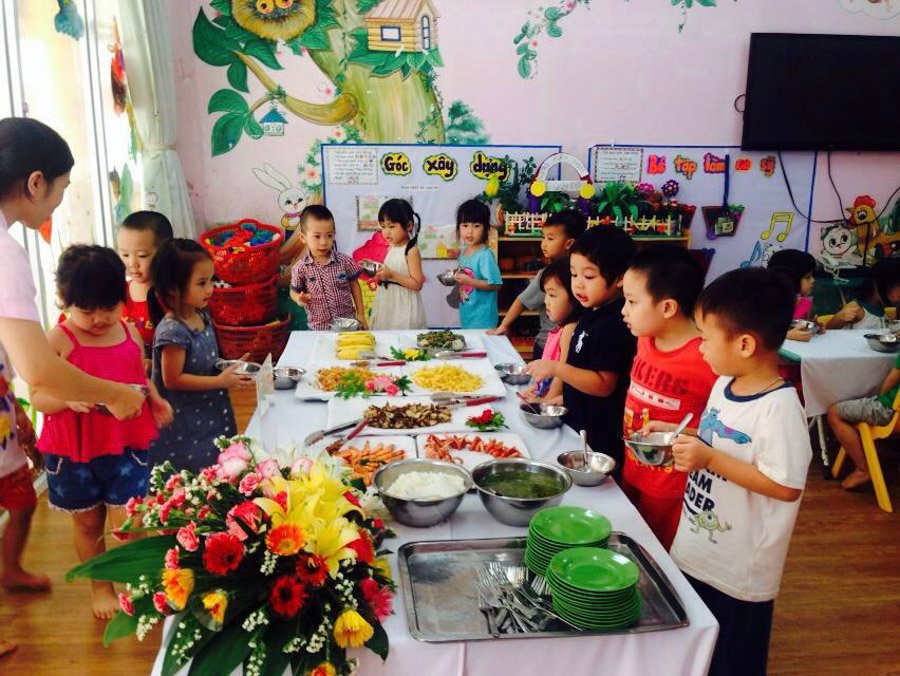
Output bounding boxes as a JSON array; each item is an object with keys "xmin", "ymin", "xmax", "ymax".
[{"xmin": 2, "ymin": 389, "xmax": 898, "ymax": 675}]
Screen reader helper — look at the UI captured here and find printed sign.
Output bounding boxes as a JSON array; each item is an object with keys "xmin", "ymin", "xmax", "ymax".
[
  {"xmin": 469, "ymin": 151, "xmax": 510, "ymax": 181},
  {"xmin": 325, "ymin": 147, "xmax": 378, "ymax": 185},
  {"xmin": 381, "ymin": 152, "xmax": 412, "ymax": 176},
  {"xmin": 423, "ymin": 153, "xmax": 458, "ymax": 181},
  {"xmin": 592, "ymin": 146, "xmax": 644, "ymax": 183}
]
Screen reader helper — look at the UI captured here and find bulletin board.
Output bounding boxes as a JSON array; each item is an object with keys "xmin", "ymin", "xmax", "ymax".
[
  {"xmin": 589, "ymin": 145, "xmax": 818, "ymax": 281},
  {"xmin": 322, "ymin": 143, "xmax": 561, "ymax": 327}
]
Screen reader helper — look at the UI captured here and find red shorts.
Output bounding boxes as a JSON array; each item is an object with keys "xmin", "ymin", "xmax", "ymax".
[
  {"xmin": 0, "ymin": 464, "xmax": 37, "ymax": 510},
  {"xmin": 621, "ymin": 477, "xmax": 682, "ymax": 551}
]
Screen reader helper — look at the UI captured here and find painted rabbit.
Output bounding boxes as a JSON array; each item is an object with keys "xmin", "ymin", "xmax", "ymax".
[{"xmin": 253, "ymin": 163, "xmax": 306, "ymax": 234}]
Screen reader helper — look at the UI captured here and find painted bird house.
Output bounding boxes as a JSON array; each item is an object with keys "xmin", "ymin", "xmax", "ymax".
[
  {"xmin": 260, "ymin": 106, "xmax": 288, "ymax": 136},
  {"xmin": 365, "ymin": 0, "xmax": 439, "ymax": 53}
]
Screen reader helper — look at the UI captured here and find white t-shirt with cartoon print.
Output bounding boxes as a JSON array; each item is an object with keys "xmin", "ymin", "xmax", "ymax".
[{"xmin": 670, "ymin": 376, "xmax": 811, "ymax": 602}]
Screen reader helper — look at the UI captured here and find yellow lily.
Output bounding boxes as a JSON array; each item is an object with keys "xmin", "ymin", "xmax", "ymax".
[{"xmin": 309, "ymin": 515, "xmax": 360, "ymax": 577}]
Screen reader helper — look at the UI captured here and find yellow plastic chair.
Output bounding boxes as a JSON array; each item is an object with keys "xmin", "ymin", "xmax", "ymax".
[{"xmin": 832, "ymin": 391, "xmax": 897, "ymax": 512}]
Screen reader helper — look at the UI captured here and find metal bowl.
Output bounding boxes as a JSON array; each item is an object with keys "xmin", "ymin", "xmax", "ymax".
[
  {"xmin": 330, "ymin": 317, "xmax": 360, "ymax": 332},
  {"xmin": 495, "ymin": 362, "xmax": 531, "ymax": 385},
  {"xmin": 273, "ymin": 366, "xmax": 305, "ymax": 390},
  {"xmin": 519, "ymin": 403, "xmax": 568, "ymax": 429},
  {"xmin": 436, "ymin": 269, "xmax": 459, "ymax": 287},
  {"xmin": 790, "ymin": 319, "xmax": 816, "ymax": 333},
  {"xmin": 864, "ymin": 333, "xmax": 900, "ymax": 353},
  {"xmin": 372, "ymin": 459, "xmax": 472, "ymax": 528},
  {"xmin": 359, "ymin": 259, "xmax": 383, "ymax": 276},
  {"xmin": 556, "ymin": 451, "xmax": 617, "ymax": 487},
  {"xmin": 472, "ymin": 458, "xmax": 572, "ymax": 526},
  {"xmin": 624, "ymin": 431, "xmax": 676, "ymax": 467},
  {"xmin": 214, "ymin": 359, "xmax": 262, "ymax": 377}
]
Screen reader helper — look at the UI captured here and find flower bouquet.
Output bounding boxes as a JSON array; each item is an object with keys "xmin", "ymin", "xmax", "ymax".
[{"xmin": 67, "ymin": 436, "xmax": 395, "ymax": 676}]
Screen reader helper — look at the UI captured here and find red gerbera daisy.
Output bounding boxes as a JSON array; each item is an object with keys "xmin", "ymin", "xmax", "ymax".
[
  {"xmin": 295, "ymin": 553, "xmax": 328, "ymax": 587},
  {"xmin": 202, "ymin": 532, "xmax": 244, "ymax": 576},
  {"xmin": 346, "ymin": 530, "xmax": 374, "ymax": 565},
  {"xmin": 359, "ymin": 577, "xmax": 393, "ymax": 621},
  {"xmin": 269, "ymin": 575, "xmax": 308, "ymax": 618}
]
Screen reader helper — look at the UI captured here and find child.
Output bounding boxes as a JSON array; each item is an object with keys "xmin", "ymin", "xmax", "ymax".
[
  {"xmin": 289, "ymin": 205, "xmax": 367, "ymax": 331},
  {"xmin": 454, "ymin": 199, "xmax": 502, "ymax": 329},
  {"xmin": 369, "ymin": 198, "xmax": 427, "ymax": 330},
  {"xmin": 656, "ymin": 267, "xmax": 811, "ymax": 676},
  {"xmin": 767, "ymin": 249, "xmax": 819, "ymax": 341},
  {"xmin": 525, "ymin": 225, "xmax": 636, "ymax": 461},
  {"xmin": 620, "ymin": 244, "xmax": 717, "ymax": 549},
  {"xmin": 519, "ymin": 257, "xmax": 583, "ymax": 403},
  {"xmin": 489, "ymin": 209, "xmax": 587, "ymax": 358},
  {"xmin": 116, "ymin": 210, "xmax": 174, "ymax": 355},
  {"xmin": 149, "ymin": 239, "xmax": 249, "ymax": 474},
  {"xmin": 827, "ymin": 357, "xmax": 900, "ymax": 490},
  {"xmin": 31, "ymin": 245, "xmax": 173, "ymax": 619},
  {"xmin": 825, "ymin": 257, "xmax": 900, "ymax": 330}
]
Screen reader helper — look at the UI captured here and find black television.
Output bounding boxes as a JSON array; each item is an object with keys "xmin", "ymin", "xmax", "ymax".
[{"xmin": 741, "ymin": 33, "xmax": 900, "ymax": 151}]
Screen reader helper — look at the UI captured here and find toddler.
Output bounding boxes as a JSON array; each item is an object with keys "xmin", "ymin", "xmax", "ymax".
[{"xmin": 454, "ymin": 199, "xmax": 502, "ymax": 329}]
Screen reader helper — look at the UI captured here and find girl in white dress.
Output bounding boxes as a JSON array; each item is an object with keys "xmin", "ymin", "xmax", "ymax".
[{"xmin": 369, "ymin": 199, "xmax": 427, "ymax": 330}]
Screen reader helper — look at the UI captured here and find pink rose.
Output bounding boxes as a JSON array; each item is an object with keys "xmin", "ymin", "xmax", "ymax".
[
  {"xmin": 238, "ymin": 472, "xmax": 262, "ymax": 496},
  {"xmin": 118, "ymin": 592, "xmax": 134, "ymax": 616},
  {"xmin": 217, "ymin": 442, "xmax": 252, "ymax": 481},
  {"xmin": 385, "ymin": 384, "xmax": 399, "ymax": 396},
  {"xmin": 164, "ymin": 547, "xmax": 179, "ymax": 570},
  {"xmin": 153, "ymin": 591, "xmax": 169, "ymax": 614},
  {"xmin": 176, "ymin": 522, "xmax": 199, "ymax": 552},
  {"xmin": 255, "ymin": 458, "xmax": 280, "ymax": 478},
  {"xmin": 290, "ymin": 457, "xmax": 313, "ymax": 477}
]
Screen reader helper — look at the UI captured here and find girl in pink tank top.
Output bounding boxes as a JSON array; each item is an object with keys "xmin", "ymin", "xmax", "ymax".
[{"xmin": 31, "ymin": 246, "xmax": 173, "ymax": 619}]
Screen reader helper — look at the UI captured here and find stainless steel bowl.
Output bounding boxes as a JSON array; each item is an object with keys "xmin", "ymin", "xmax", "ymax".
[
  {"xmin": 359, "ymin": 259, "xmax": 383, "ymax": 276},
  {"xmin": 330, "ymin": 317, "xmax": 360, "ymax": 332},
  {"xmin": 624, "ymin": 431, "xmax": 676, "ymax": 467},
  {"xmin": 520, "ymin": 403, "xmax": 568, "ymax": 429},
  {"xmin": 436, "ymin": 269, "xmax": 459, "ymax": 286},
  {"xmin": 273, "ymin": 366, "xmax": 305, "ymax": 390},
  {"xmin": 556, "ymin": 451, "xmax": 617, "ymax": 487},
  {"xmin": 495, "ymin": 362, "xmax": 531, "ymax": 385},
  {"xmin": 472, "ymin": 458, "xmax": 572, "ymax": 526},
  {"xmin": 215, "ymin": 359, "xmax": 262, "ymax": 377},
  {"xmin": 864, "ymin": 333, "xmax": 900, "ymax": 353},
  {"xmin": 372, "ymin": 459, "xmax": 472, "ymax": 528},
  {"xmin": 790, "ymin": 319, "xmax": 816, "ymax": 333}
]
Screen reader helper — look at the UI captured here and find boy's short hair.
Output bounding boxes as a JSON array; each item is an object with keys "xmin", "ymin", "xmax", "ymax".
[
  {"xmin": 628, "ymin": 243, "xmax": 706, "ymax": 316},
  {"xmin": 299, "ymin": 205, "xmax": 335, "ymax": 232},
  {"xmin": 544, "ymin": 209, "xmax": 587, "ymax": 240},
  {"xmin": 697, "ymin": 268, "xmax": 793, "ymax": 351},
  {"xmin": 120, "ymin": 210, "xmax": 174, "ymax": 246},
  {"xmin": 569, "ymin": 225, "xmax": 635, "ymax": 285}
]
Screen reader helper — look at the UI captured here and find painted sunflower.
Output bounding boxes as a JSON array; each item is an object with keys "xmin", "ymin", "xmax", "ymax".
[{"xmin": 232, "ymin": 0, "xmax": 316, "ymax": 42}]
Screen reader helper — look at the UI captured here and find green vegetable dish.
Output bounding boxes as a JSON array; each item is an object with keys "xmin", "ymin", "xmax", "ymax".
[
  {"xmin": 417, "ymin": 330, "xmax": 466, "ymax": 351},
  {"xmin": 479, "ymin": 470, "xmax": 564, "ymax": 499}
]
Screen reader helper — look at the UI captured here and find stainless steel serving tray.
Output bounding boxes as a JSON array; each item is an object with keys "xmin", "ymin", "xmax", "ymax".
[{"xmin": 397, "ymin": 532, "xmax": 688, "ymax": 642}]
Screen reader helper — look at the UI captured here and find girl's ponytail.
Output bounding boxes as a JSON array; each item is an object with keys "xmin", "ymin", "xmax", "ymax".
[
  {"xmin": 149, "ymin": 238, "xmax": 211, "ymax": 326},
  {"xmin": 406, "ymin": 211, "xmax": 421, "ymax": 255}
]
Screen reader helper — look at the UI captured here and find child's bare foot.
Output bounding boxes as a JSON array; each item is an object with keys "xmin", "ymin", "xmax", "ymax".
[
  {"xmin": 0, "ymin": 638, "xmax": 17, "ymax": 658},
  {"xmin": 841, "ymin": 468, "xmax": 871, "ymax": 490},
  {"xmin": 0, "ymin": 569, "xmax": 52, "ymax": 592},
  {"xmin": 91, "ymin": 583, "xmax": 120, "ymax": 619}
]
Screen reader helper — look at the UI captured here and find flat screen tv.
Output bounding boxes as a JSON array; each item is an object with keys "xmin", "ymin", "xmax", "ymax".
[{"xmin": 741, "ymin": 33, "xmax": 900, "ymax": 151}]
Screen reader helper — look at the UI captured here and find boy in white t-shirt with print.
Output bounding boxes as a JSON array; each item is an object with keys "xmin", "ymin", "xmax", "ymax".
[{"xmin": 645, "ymin": 267, "xmax": 811, "ymax": 676}]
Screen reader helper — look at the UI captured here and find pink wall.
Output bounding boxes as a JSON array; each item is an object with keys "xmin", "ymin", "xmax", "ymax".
[{"xmin": 167, "ymin": 0, "xmax": 900, "ymax": 256}]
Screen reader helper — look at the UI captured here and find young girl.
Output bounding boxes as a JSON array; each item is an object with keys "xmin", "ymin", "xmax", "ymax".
[
  {"xmin": 767, "ymin": 249, "xmax": 818, "ymax": 341},
  {"xmin": 453, "ymin": 199, "xmax": 502, "ymax": 329},
  {"xmin": 31, "ymin": 245, "xmax": 173, "ymax": 619},
  {"xmin": 521, "ymin": 257, "xmax": 582, "ymax": 404},
  {"xmin": 825, "ymin": 257, "xmax": 900, "ymax": 330},
  {"xmin": 369, "ymin": 198, "xmax": 427, "ymax": 330},
  {"xmin": 149, "ymin": 238, "xmax": 251, "ymax": 474}
]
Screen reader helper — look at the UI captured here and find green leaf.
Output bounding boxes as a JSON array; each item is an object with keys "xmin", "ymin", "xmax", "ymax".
[
  {"xmin": 211, "ymin": 113, "xmax": 245, "ymax": 156},
  {"xmin": 244, "ymin": 37, "xmax": 282, "ymax": 69},
  {"xmin": 103, "ymin": 610, "xmax": 139, "ymax": 646},
  {"xmin": 245, "ymin": 113, "xmax": 264, "ymax": 140},
  {"xmin": 696, "ymin": 0, "xmax": 716, "ymax": 5},
  {"xmin": 257, "ymin": 621, "xmax": 295, "ymax": 676},
  {"xmin": 210, "ymin": 0, "xmax": 231, "ymax": 16},
  {"xmin": 427, "ymin": 48, "xmax": 444, "ymax": 67},
  {"xmin": 365, "ymin": 616, "xmax": 389, "ymax": 660},
  {"xmin": 357, "ymin": 0, "xmax": 382, "ymax": 12},
  {"xmin": 188, "ymin": 612, "xmax": 253, "ymax": 676},
  {"xmin": 545, "ymin": 7, "xmax": 563, "ymax": 20},
  {"xmin": 685, "ymin": 0, "xmax": 693, "ymax": 6},
  {"xmin": 227, "ymin": 61, "xmax": 248, "ymax": 92},
  {"xmin": 409, "ymin": 51, "xmax": 427, "ymax": 70},
  {"xmin": 297, "ymin": 25, "xmax": 330, "ymax": 50},
  {"xmin": 516, "ymin": 43, "xmax": 528, "ymax": 55},
  {"xmin": 517, "ymin": 56, "xmax": 531, "ymax": 79},
  {"xmin": 671, "ymin": 0, "xmax": 681, "ymax": 5},
  {"xmin": 67, "ymin": 535, "xmax": 177, "ymax": 584},
  {"xmin": 208, "ymin": 89, "xmax": 248, "ymax": 115},
  {"xmin": 546, "ymin": 21, "xmax": 563, "ymax": 38},
  {"xmin": 163, "ymin": 615, "xmax": 214, "ymax": 676},
  {"xmin": 225, "ymin": 20, "xmax": 258, "ymax": 45},
  {"xmin": 192, "ymin": 9, "xmax": 237, "ymax": 67}
]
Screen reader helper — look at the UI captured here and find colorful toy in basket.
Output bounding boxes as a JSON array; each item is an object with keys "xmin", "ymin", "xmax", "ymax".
[{"xmin": 201, "ymin": 218, "xmax": 282, "ymax": 285}]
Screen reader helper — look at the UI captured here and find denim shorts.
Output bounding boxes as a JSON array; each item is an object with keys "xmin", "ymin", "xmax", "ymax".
[
  {"xmin": 834, "ymin": 397, "xmax": 895, "ymax": 427},
  {"xmin": 44, "ymin": 449, "xmax": 149, "ymax": 512}
]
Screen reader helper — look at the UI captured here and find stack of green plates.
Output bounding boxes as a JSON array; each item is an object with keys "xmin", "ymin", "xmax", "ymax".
[
  {"xmin": 524, "ymin": 506, "xmax": 612, "ymax": 576},
  {"xmin": 546, "ymin": 547, "xmax": 642, "ymax": 630}
]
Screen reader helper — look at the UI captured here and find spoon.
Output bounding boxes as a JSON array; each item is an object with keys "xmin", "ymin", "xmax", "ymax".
[
  {"xmin": 580, "ymin": 429, "xmax": 589, "ymax": 469},
  {"xmin": 668, "ymin": 412, "xmax": 694, "ymax": 442}
]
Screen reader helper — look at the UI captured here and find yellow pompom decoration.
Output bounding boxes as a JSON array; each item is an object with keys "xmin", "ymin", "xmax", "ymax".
[
  {"xmin": 485, "ymin": 175, "xmax": 500, "ymax": 199},
  {"xmin": 579, "ymin": 183, "xmax": 596, "ymax": 199},
  {"xmin": 530, "ymin": 180, "xmax": 547, "ymax": 197}
]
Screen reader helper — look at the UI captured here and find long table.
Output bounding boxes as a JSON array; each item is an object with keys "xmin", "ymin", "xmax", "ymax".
[{"xmin": 153, "ymin": 331, "xmax": 717, "ymax": 676}]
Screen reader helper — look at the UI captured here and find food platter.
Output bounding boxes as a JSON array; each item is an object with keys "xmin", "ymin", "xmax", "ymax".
[
  {"xmin": 325, "ymin": 396, "xmax": 490, "ymax": 435},
  {"xmin": 293, "ymin": 364, "xmax": 405, "ymax": 401},
  {"xmin": 318, "ymin": 436, "xmax": 416, "ymax": 486},
  {"xmin": 415, "ymin": 433, "xmax": 530, "ymax": 472},
  {"xmin": 308, "ymin": 332, "xmax": 400, "ymax": 365},
  {"xmin": 406, "ymin": 359, "xmax": 506, "ymax": 398},
  {"xmin": 400, "ymin": 330, "xmax": 485, "ymax": 353}
]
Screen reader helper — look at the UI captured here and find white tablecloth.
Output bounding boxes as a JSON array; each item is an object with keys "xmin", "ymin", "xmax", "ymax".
[
  {"xmin": 780, "ymin": 329, "xmax": 897, "ymax": 416},
  {"xmin": 153, "ymin": 331, "xmax": 717, "ymax": 676}
]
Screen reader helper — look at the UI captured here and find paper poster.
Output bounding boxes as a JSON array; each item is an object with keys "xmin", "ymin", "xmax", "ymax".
[
  {"xmin": 356, "ymin": 194, "xmax": 415, "ymax": 231},
  {"xmin": 591, "ymin": 147, "xmax": 644, "ymax": 183},
  {"xmin": 419, "ymin": 223, "xmax": 461, "ymax": 260},
  {"xmin": 325, "ymin": 147, "xmax": 378, "ymax": 185}
]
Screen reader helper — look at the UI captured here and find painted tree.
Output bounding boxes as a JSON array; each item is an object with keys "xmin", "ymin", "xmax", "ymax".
[{"xmin": 445, "ymin": 100, "xmax": 490, "ymax": 145}]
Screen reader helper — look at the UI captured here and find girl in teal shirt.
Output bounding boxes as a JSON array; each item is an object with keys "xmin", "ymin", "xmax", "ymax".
[{"xmin": 453, "ymin": 199, "xmax": 502, "ymax": 329}]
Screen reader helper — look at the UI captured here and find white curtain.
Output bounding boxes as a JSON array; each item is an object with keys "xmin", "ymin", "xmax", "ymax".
[{"xmin": 117, "ymin": 0, "xmax": 196, "ymax": 238}]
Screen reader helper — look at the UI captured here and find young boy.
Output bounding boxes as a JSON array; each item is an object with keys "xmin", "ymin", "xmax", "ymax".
[
  {"xmin": 290, "ymin": 205, "xmax": 367, "ymax": 331},
  {"xmin": 621, "ymin": 245, "xmax": 717, "ymax": 549},
  {"xmin": 525, "ymin": 225, "xmax": 636, "ymax": 462},
  {"xmin": 116, "ymin": 210, "xmax": 174, "ymax": 355},
  {"xmin": 662, "ymin": 268, "xmax": 811, "ymax": 676},
  {"xmin": 489, "ymin": 209, "xmax": 587, "ymax": 358},
  {"xmin": 827, "ymin": 357, "xmax": 900, "ymax": 490}
]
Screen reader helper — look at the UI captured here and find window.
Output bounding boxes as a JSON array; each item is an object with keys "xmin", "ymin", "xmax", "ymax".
[
  {"xmin": 380, "ymin": 25, "xmax": 401, "ymax": 42},
  {"xmin": 421, "ymin": 15, "xmax": 431, "ymax": 50}
]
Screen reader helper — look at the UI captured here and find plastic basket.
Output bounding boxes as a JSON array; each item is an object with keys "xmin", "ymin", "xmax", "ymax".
[
  {"xmin": 202, "ymin": 219, "xmax": 282, "ymax": 285},
  {"xmin": 209, "ymin": 276, "xmax": 278, "ymax": 326},
  {"xmin": 215, "ymin": 314, "xmax": 291, "ymax": 363}
]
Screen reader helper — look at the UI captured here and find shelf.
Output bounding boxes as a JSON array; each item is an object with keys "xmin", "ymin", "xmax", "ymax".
[{"xmin": 498, "ymin": 236, "xmax": 541, "ymax": 242}]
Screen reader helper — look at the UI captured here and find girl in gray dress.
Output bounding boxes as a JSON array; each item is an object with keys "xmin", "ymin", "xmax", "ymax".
[{"xmin": 148, "ymin": 239, "xmax": 252, "ymax": 473}]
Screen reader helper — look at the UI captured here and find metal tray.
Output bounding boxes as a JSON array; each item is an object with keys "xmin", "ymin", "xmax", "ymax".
[{"xmin": 397, "ymin": 532, "xmax": 688, "ymax": 642}]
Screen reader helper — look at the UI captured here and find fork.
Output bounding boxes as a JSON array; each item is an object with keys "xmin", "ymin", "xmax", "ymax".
[{"xmin": 476, "ymin": 589, "xmax": 500, "ymax": 638}]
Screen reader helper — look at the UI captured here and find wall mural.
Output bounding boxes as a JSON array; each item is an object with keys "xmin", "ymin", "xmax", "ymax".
[{"xmin": 838, "ymin": 0, "xmax": 900, "ymax": 19}]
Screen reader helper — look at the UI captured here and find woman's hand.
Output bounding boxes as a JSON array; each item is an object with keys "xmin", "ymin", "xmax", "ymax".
[
  {"xmin": 671, "ymin": 434, "xmax": 713, "ymax": 472},
  {"xmin": 103, "ymin": 382, "xmax": 146, "ymax": 419},
  {"xmin": 524, "ymin": 359, "xmax": 558, "ymax": 382}
]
